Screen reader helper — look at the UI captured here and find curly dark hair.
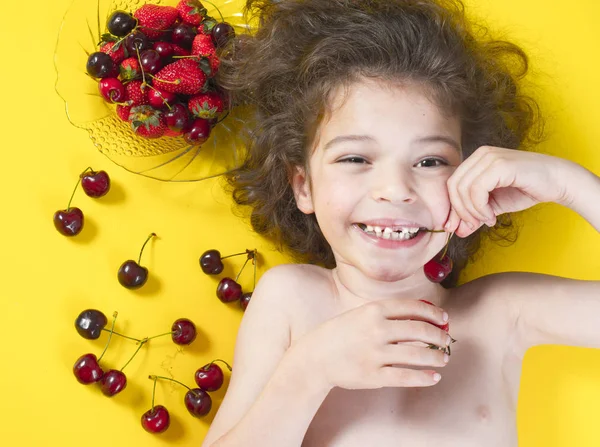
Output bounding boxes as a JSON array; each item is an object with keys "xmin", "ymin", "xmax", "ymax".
[{"xmin": 217, "ymin": 0, "xmax": 546, "ymax": 288}]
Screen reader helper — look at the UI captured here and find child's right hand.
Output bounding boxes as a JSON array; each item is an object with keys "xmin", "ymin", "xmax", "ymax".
[{"xmin": 294, "ymin": 298, "xmax": 451, "ymax": 390}]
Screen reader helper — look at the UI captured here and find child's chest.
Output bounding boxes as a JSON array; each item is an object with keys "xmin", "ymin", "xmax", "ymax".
[{"xmin": 295, "ymin": 280, "xmax": 525, "ymax": 446}]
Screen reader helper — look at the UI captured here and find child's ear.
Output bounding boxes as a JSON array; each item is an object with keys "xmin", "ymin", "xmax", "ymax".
[{"xmin": 291, "ymin": 166, "xmax": 314, "ymax": 214}]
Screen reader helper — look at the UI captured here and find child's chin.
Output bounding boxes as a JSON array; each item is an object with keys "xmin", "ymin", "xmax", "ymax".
[{"xmin": 363, "ymin": 264, "xmax": 414, "ymax": 283}]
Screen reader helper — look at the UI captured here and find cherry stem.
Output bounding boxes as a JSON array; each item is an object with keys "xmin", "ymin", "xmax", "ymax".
[
  {"xmin": 79, "ymin": 167, "xmax": 94, "ymax": 176},
  {"xmin": 145, "ymin": 331, "xmax": 175, "ymax": 342},
  {"xmin": 98, "ymin": 312, "xmax": 118, "ymax": 363},
  {"xmin": 66, "ymin": 175, "xmax": 82, "ymax": 211},
  {"xmin": 148, "ymin": 73, "xmax": 180, "ymax": 85},
  {"xmin": 148, "ymin": 375, "xmax": 199, "ymax": 397},
  {"xmin": 235, "ymin": 257, "xmax": 250, "ymax": 283},
  {"xmin": 100, "ymin": 328, "xmax": 142, "ymax": 343},
  {"xmin": 252, "ymin": 255, "xmax": 257, "ymax": 291},
  {"xmin": 120, "ymin": 337, "xmax": 148, "ymax": 372},
  {"xmin": 220, "ymin": 251, "xmax": 248, "ymax": 261},
  {"xmin": 440, "ymin": 232, "xmax": 454, "ymax": 259},
  {"xmin": 135, "ymin": 47, "xmax": 147, "ymax": 87},
  {"xmin": 203, "ymin": 0, "xmax": 225, "ymax": 22},
  {"xmin": 138, "ymin": 233, "xmax": 157, "ymax": 265},
  {"xmin": 207, "ymin": 359, "xmax": 232, "ymax": 372},
  {"xmin": 151, "ymin": 375, "xmax": 157, "ymax": 412}
]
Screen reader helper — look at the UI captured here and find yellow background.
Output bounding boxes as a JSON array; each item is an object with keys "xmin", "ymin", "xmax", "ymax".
[{"xmin": 1, "ymin": 0, "xmax": 599, "ymax": 446}]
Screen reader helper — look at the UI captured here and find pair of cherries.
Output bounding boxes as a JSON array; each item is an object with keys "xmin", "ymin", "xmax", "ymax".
[{"xmin": 53, "ymin": 167, "xmax": 110, "ymax": 237}]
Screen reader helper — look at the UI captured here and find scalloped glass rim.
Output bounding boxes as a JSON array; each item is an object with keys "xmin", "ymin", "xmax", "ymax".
[{"xmin": 54, "ymin": 0, "xmax": 255, "ymax": 182}]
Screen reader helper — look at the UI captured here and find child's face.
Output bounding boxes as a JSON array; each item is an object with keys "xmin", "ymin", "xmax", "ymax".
[{"xmin": 293, "ymin": 79, "xmax": 463, "ymax": 282}]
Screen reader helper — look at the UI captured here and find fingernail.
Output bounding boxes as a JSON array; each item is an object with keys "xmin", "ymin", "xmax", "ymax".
[
  {"xmin": 466, "ymin": 221, "xmax": 475, "ymax": 230},
  {"xmin": 446, "ymin": 335, "xmax": 452, "ymax": 346},
  {"xmin": 442, "ymin": 312, "xmax": 449, "ymax": 322},
  {"xmin": 433, "ymin": 373, "xmax": 442, "ymax": 382},
  {"xmin": 444, "ymin": 221, "xmax": 452, "ymax": 230},
  {"xmin": 444, "ymin": 353, "xmax": 450, "ymax": 363}
]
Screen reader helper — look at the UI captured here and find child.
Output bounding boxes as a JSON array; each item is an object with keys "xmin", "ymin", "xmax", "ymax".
[{"xmin": 204, "ymin": 0, "xmax": 600, "ymax": 445}]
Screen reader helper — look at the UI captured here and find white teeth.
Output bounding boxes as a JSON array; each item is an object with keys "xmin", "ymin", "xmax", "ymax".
[
  {"xmin": 374, "ymin": 226, "xmax": 382, "ymax": 235},
  {"xmin": 383, "ymin": 227, "xmax": 392, "ymax": 239},
  {"xmin": 358, "ymin": 223, "xmax": 421, "ymax": 240},
  {"xmin": 366, "ymin": 225, "xmax": 374, "ymax": 232}
]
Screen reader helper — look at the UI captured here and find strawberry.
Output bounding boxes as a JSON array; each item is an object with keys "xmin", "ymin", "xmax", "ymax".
[
  {"xmin": 116, "ymin": 104, "xmax": 132, "ymax": 121},
  {"xmin": 191, "ymin": 33, "xmax": 219, "ymax": 74},
  {"xmin": 153, "ymin": 58, "xmax": 208, "ymax": 95},
  {"xmin": 176, "ymin": 0, "xmax": 207, "ymax": 26},
  {"xmin": 100, "ymin": 41, "xmax": 126, "ymax": 64},
  {"xmin": 188, "ymin": 91, "xmax": 224, "ymax": 120},
  {"xmin": 119, "ymin": 58, "xmax": 141, "ymax": 81},
  {"xmin": 125, "ymin": 80, "xmax": 149, "ymax": 106},
  {"xmin": 129, "ymin": 105, "xmax": 166, "ymax": 139},
  {"xmin": 134, "ymin": 5, "xmax": 179, "ymax": 39}
]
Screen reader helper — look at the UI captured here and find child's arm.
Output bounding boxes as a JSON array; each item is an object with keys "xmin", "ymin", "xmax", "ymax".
[
  {"xmin": 488, "ymin": 272, "xmax": 600, "ymax": 355},
  {"xmin": 201, "ymin": 266, "xmax": 332, "ymax": 446},
  {"xmin": 559, "ymin": 161, "xmax": 600, "ymax": 232}
]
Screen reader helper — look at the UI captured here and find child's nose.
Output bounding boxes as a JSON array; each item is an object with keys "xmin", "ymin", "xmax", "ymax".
[{"xmin": 370, "ymin": 168, "xmax": 417, "ymax": 204}]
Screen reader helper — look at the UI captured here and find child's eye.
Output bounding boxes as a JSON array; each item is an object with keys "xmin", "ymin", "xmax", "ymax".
[
  {"xmin": 416, "ymin": 158, "xmax": 448, "ymax": 168},
  {"xmin": 338, "ymin": 156, "xmax": 368, "ymax": 164}
]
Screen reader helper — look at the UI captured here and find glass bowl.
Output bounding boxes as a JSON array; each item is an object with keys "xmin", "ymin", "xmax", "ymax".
[{"xmin": 54, "ymin": 0, "xmax": 254, "ymax": 182}]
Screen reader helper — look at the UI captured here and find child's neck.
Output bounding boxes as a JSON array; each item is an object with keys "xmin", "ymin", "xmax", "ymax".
[{"xmin": 332, "ymin": 263, "xmax": 450, "ymax": 308}]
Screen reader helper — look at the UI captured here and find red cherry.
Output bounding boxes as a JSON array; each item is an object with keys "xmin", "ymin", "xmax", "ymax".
[
  {"xmin": 98, "ymin": 78, "xmax": 126, "ymax": 103},
  {"xmin": 423, "ymin": 254, "xmax": 453, "ymax": 283},
  {"xmin": 216, "ymin": 278, "xmax": 242, "ymax": 303},
  {"xmin": 80, "ymin": 170, "xmax": 110, "ymax": 198},
  {"xmin": 54, "ymin": 207, "xmax": 84, "ymax": 236},
  {"xmin": 195, "ymin": 363, "xmax": 224, "ymax": 392},
  {"xmin": 153, "ymin": 41, "xmax": 174, "ymax": 59},
  {"xmin": 73, "ymin": 353, "xmax": 104, "ymax": 384},
  {"xmin": 171, "ymin": 318, "xmax": 197, "ymax": 345},
  {"xmin": 183, "ymin": 118, "xmax": 211, "ymax": 145},
  {"xmin": 199, "ymin": 249, "xmax": 224, "ymax": 275},
  {"xmin": 184, "ymin": 388, "xmax": 212, "ymax": 417},
  {"xmin": 240, "ymin": 292, "xmax": 252, "ymax": 311},
  {"xmin": 99, "ymin": 369, "xmax": 127, "ymax": 396},
  {"xmin": 141, "ymin": 405, "xmax": 170, "ymax": 434},
  {"xmin": 147, "ymin": 88, "xmax": 177, "ymax": 109},
  {"xmin": 164, "ymin": 103, "xmax": 191, "ymax": 133}
]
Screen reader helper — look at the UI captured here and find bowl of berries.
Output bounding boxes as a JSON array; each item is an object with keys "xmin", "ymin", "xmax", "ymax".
[{"xmin": 54, "ymin": 0, "xmax": 253, "ymax": 181}]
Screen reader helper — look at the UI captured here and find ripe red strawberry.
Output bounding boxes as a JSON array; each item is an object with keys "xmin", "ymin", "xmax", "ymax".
[
  {"xmin": 176, "ymin": 0, "xmax": 207, "ymax": 26},
  {"xmin": 119, "ymin": 58, "xmax": 141, "ymax": 81},
  {"xmin": 116, "ymin": 104, "xmax": 132, "ymax": 121},
  {"xmin": 134, "ymin": 5, "xmax": 179, "ymax": 39},
  {"xmin": 100, "ymin": 41, "xmax": 126, "ymax": 64},
  {"xmin": 125, "ymin": 80, "xmax": 149, "ymax": 106},
  {"xmin": 153, "ymin": 59, "xmax": 208, "ymax": 95},
  {"xmin": 129, "ymin": 105, "xmax": 166, "ymax": 139},
  {"xmin": 191, "ymin": 33, "xmax": 219, "ymax": 74},
  {"xmin": 188, "ymin": 91, "xmax": 224, "ymax": 120}
]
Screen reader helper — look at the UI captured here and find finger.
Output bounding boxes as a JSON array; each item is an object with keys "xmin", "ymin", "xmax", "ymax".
[
  {"xmin": 377, "ymin": 367, "xmax": 441, "ymax": 388},
  {"xmin": 453, "ymin": 152, "xmax": 497, "ymax": 225},
  {"xmin": 469, "ymin": 160, "xmax": 513, "ymax": 221},
  {"xmin": 378, "ymin": 298, "xmax": 448, "ymax": 327},
  {"xmin": 454, "ymin": 219, "xmax": 482, "ymax": 238},
  {"xmin": 379, "ymin": 343, "xmax": 449, "ymax": 368},
  {"xmin": 444, "ymin": 208, "xmax": 460, "ymax": 233},
  {"xmin": 382, "ymin": 320, "xmax": 451, "ymax": 348}
]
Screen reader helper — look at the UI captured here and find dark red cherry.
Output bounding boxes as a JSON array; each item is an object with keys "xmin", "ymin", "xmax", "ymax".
[
  {"xmin": 73, "ymin": 353, "xmax": 104, "ymax": 384},
  {"xmin": 164, "ymin": 103, "xmax": 191, "ymax": 132},
  {"xmin": 99, "ymin": 369, "xmax": 127, "ymax": 396},
  {"xmin": 424, "ymin": 254, "xmax": 453, "ymax": 283},
  {"xmin": 240, "ymin": 292, "xmax": 252, "ymax": 311},
  {"xmin": 53, "ymin": 207, "xmax": 84, "ymax": 236},
  {"xmin": 80, "ymin": 170, "xmax": 110, "ymax": 198},
  {"xmin": 171, "ymin": 318, "xmax": 197, "ymax": 345},
  {"xmin": 195, "ymin": 362, "xmax": 224, "ymax": 392},
  {"xmin": 141, "ymin": 405, "xmax": 170, "ymax": 434},
  {"xmin": 184, "ymin": 388, "xmax": 212, "ymax": 417},
  {"xmin": 75, "ymin": 309, "xmax": 108, "ymax": 340},
  {"xmin": 199, "ymin": 249, "xmax": 223, "ymax": 275},
  {"xmin": 183, "ymin": 118, "xmax": 211, "ymax": 145},
  {"xmin": 216, "ymin": 278, "xmax": 242, "ymax": 303}
]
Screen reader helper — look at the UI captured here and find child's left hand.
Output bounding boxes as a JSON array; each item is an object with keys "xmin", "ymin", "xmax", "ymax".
[{"xmin": 444, "ymin": 145, "xmax": 575, "ymax": 237}]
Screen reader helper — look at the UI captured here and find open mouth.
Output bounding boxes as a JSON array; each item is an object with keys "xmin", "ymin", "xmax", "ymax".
[{"xmin": 355, "ymin": 223, "xmax": 427, "ymax": 241}]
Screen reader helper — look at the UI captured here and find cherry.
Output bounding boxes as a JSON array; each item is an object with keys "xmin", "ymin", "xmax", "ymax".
[
  {"xmin": 86, "ymin": 52, "xmax": 115, "ymax": 78},
  {"xmin": 199, "ymin": 249, "xmax": 224, "ymax": 274},
  {"xmin": 125, "ymin": 31, "xmax": 151, "ymax": 55},
  {"xmin": 195, "ymin": 360, "xmax": 232, "ymax": 392},
  {"xmin": 148, "ymin": 88, "xmax": 177, "ymax": 109},
  {"xmin": 240, "ymin": 292, "xmax": 252, "ymax": 311},
  {"xmin": 54, "ymin": 207, "xmax": 84, "ymax": 236},
  {"xmin": 211, "ymin": 22, "xmax": 235, "ymax": 48},
  {"xmin": 73, "ymin": 353, "xmax": 103, "ymax": 384},
  {"xmin": 184, "ymin": 388, "xmax": 212, "ymax": 417},
  {"xmin": 141, "ymin": 405, "xmax": 170, "ymax": 434},
  {"xmin": 153, "ymin": 41, "xmax": 174, "ymax": 59},
  {"xmin": 99, "ymin": 78, "xmax": 126, "ymax": 103},
  {"xmin": 107, "ymin": 11, "xmax": 137, "ymax": 37},
  {"xmin": 171, "ymin": 318, "xmax": 197, "ymax": 345},
  {"xmin": 99, "ymin": 369, "xmax": 127, "ymax": 396},
  {"xmin": 80, "ymin": 169, "xmax": 110, "ymax": 198},
  {"xmin": 171, "ymin": 23, "xmax": 197, "ymax": 49},
  {"xmin": 140, "ymin": 49, "xmax": 163, "ymax": 74},
  {"xmin": 424, "ymin": 254, "xmax": 453, "ymax": 283},
  {"xmin": 164, "ymin": 103, "xmax": 191, "ymax": 133},
  {"xmin": 118, "ymin": 233, "xmax": 156, "ymax": 289},
  {"xmin": 75, "ymin": 309, "xmax": 108, "ymax": 340},
  {"xmin": 216, "ymin": 278, "xmax": 242, "ymax": 303},
  {"xmin": 183, "ymin": 118, "xmax": 211, "ymax": 145}
]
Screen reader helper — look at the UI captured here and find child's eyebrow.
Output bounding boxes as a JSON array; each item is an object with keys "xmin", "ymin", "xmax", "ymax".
[{"xmin": 322, "ymin": 134, "xmax": 461, "ymax": 152}]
